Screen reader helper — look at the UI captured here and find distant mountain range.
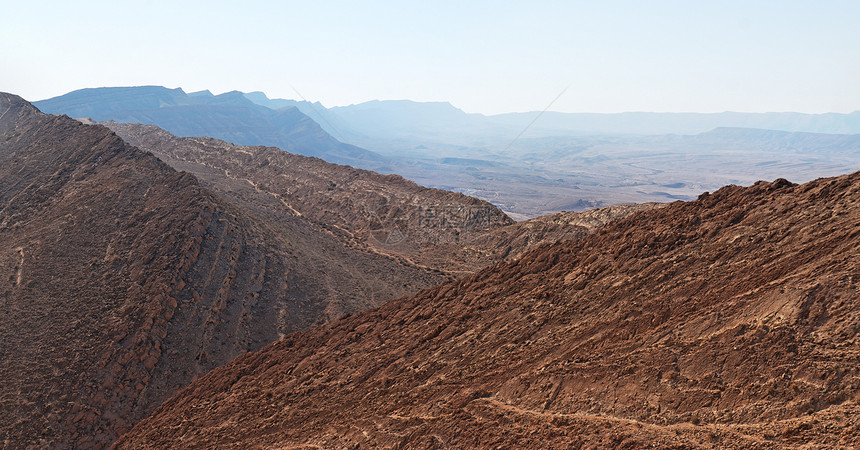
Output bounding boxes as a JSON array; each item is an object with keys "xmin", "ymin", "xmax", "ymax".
[
  {"xmin": 244, "ymin": 90, "xmax": 860, "ymax": 147},
  {"xmin": 34, "ymin": 86, "xmax": 383, "ymax": 167},
  {"xmin": 34, "ymin": 87, "xmax": 860, "ymax": 217}
]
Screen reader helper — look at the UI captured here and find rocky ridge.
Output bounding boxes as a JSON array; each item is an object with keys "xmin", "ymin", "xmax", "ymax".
[
  {"xmin": 0, "ymin": 93, "xmax": 444, "ymax": 448},
  {"xmin": 106, "ymin": 122, "xmax": 655, "ymax": 275},
  {"xmin": 0, "ymin": 94, "xmax": 650, "ymax": 448},
  {"xmin": 118, "ymin": 172, "xmax": 860, "ymax": 448}
]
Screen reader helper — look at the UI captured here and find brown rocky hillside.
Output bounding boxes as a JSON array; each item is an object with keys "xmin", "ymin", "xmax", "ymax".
[
  {"xmin": 105, "ymin": 121, "xmax": 657, "ymax": 274},
  {"xmin": 104, "ymin": 121, "xmax": 655, "ymax": 278},
  {"xmin": 103, "ymin": 122, "xmax": 515, "ymax": 275},
  {"xmin": 118, "ymin": 172, "xmax": 860, "ymax": 448},
  {"xmin": 0, "ymin": 93, "xmax": 448, "ymax": 448},
  {"xmin": 0, "ymin": 93, "xmax": 651, "ymax": 448}
]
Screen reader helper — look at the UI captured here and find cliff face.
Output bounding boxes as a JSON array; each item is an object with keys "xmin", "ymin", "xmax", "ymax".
[
  {"xmin": 0, "ymin": 93, "xmax": 445, "ymax": 448},
  {"xmin": 118, "ymin": 172, "xmax": 860, "ymax": 448}
]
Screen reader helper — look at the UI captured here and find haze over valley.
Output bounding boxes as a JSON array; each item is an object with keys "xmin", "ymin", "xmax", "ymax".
[{"xmin": 36, "ymin": 86, "xmax": 860, "ymax": 217}]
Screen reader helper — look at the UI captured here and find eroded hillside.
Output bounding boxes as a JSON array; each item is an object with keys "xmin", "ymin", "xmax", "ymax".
[
  {"xmin": 104, "ymin": 122, "xmax": 661, "ymax": 276},
  {"xmin": 119, "ymin": 172, "xmax": 860, "ymax": 448},
  {"xmin": 0, "ymin": 93, "xmax": 445, "ymax": 448},
  {"xmin": 0, "ymin": 94, "xmax": 652, "ymax": 448}
]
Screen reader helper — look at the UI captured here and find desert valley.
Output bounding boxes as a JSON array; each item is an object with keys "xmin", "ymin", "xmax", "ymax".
[
  {"xmin": 2, "ymin": 86, "xmax": 859, "ymax": 448},
  {"xmin": 2, "ymin": 2, "xmax": 859, "ymax": 448}
]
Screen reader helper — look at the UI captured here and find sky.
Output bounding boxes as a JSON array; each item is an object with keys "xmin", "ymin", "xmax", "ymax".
[{"xmin": 1, "ymin": 0, "xmax": 859, "ymax": 114}]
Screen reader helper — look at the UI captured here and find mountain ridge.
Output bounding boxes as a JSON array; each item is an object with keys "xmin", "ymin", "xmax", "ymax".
[
  {"xmin": 36, "ymin": 87, "xmax": 860, "ymax": 218},
  {"xmin": 102, "ymin": 121, "xmax": 517, "ymax": 275},
  {"xmin": 117, "ymin": 171, "xmax": 860, "ymax": 448},
  {"xmin": 0, "ymin": 93, "xmax": 448, "ymax": 447},
  {"xmin": 33, "ymin": 87, "xmax": 383, "ymax": 167}
]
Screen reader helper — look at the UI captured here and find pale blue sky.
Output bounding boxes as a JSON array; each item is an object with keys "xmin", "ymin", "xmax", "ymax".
[{"xmin": 1, "ymin": 0, "xmax": 858, "ymax": 114}]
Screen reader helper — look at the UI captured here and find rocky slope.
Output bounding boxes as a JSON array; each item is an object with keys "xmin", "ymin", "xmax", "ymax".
[
  {"xmin": 0, "ymin": 94, "xmax": 646, "ymax": 448},
  {"xmin": 104, "ymin": 122, "xmax": 658, "ymax": 275},
  {"xmin": 0, "ymin": 93, "xmax": 447, "ymax": 448},
  {"xmin": 118, "ymin": 172, "xmax": 860, "ymax": 448},
  {"xmin": 103, "ymin": 121, "xmax": 535, "ymax": 274},
  {"xmin": 464, "ymin": 203, "xmax": 663, "ymax": 264}
]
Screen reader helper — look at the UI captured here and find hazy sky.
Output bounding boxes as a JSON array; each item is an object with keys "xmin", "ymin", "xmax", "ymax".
[{"xmin": 2, "ymin": 0, "xmax": 858, "ymax": 114}]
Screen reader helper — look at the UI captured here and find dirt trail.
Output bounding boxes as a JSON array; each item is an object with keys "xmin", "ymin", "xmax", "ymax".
[{"xmin": 14, "ymin": 247, "xmax": 23, "ymax": 286}]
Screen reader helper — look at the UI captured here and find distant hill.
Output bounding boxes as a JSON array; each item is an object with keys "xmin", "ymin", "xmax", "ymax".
[
  {"xmin": 118, "ymin": 172, "xmax": 860, "ymax": 448},
  {"xmin": 490, "ymin": 110, "xmax": 860, "ymax": 136},
  {"xmin": 695, "ymin": 126, "xmax": 860, "ymax": 150},
  {"xmin": 246, "ymin": 92, "xmax": 860, "ymax": 144},
  {"xmin": 33, "ymin": 86, "xmax": 383, "ymax": 167},
  {"xmin": 103, "ymin": 121, "xmax": 515, "ymax": 275}
]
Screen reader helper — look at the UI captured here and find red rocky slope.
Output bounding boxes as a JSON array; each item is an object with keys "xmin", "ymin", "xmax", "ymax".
[{"xmin": 119, "ymin": 172, "xmax": 860, "ymax": 448}]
